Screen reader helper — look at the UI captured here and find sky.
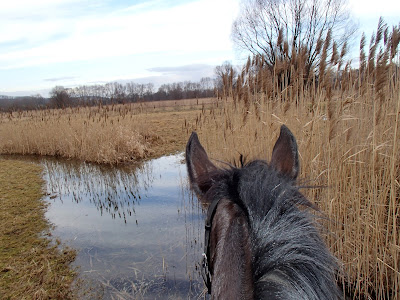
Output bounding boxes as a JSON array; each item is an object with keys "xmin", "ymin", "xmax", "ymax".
[{"xmin": 0, "ymin": 0, "xmax": 399, "ymax": 97}]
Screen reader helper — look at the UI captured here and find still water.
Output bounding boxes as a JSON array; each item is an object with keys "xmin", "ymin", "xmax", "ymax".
[{"xmin": 42, "ymin": 154, "xmax": 206, "ymax": 299}]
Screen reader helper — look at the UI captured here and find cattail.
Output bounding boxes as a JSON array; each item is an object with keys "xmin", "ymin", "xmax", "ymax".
[
  {"xmin": 390, "ymin": 26, "xmax": 400, "ymax": 60},
  {"xmin": 360, "ymin": 33, "xmax": 367, "ymax": 76},
  {"xmin": 384, "ymin": 27, "xmax": 389, "ymax": 45},
  {"xmin": 246, "ymin": 56, "xmax": 251, "ymax": 73},
  {"xmin": 299, "ymin": 46, "xmax": 308, "ymax": 75},
  {"xmin": 277, "ymin": 27, "xmax": 284, "ymax": 48},
  {"xmin": 291, "ymin": 42, "xmax": 297, "ymax": 66},
  {"xmin": 340, "ymin": 41, "xmax": 348, "ymax": 61},
  {"xmin": 255, "ymin": 55, "xmax": 260, "ymax": 69},
  {"xmin": 331, "ymin": 42, "xmax": 339, "ymax": 65},
  {"xmin": 375, "ymin": 17, "xmax": 385, "ymax": 46},
  {"xmin": 324, "ymin": 29, "xmax": 332, "ymax": 51},
  {"xmin": 319, "ymin": 29, "xmax": 332, "ymax": 83},
  {"xmin": 375, "ymin": 49, "xmax": 389, "ymax": 111},
  {"xmin": 341, "ymin": 61, "xmax": 351, "ymax": 93},
  {"xmin": 336, "ymin": 42, "xmax": 347, "ymax": 74},
  {"xmin": 283, "ymin": 41, "xmax": 289, "ymax": 57},
  {"xmin": 315, "ymin": 34, "xmax": 323, "ymax": 55},
  {"xmin": 368, "ymin": 33, "xmax": 377, "ymax": 76}
]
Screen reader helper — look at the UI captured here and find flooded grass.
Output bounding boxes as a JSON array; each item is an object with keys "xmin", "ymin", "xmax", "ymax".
[
  {"xmin": 0, "ymin": 98, "xmax": 214, "ymax": 299},
  {"xmin": 42, "ymin": 154, "xmax": 206, "ymax": 299},
  {"xmin": 0, "ymin": 159, "xmax": 77, "ymax": 299}
]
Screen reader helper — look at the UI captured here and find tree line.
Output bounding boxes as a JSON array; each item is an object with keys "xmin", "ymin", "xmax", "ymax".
[
  {"xmin": 49, "ymin": 77, "xmax": 217, "ymax": 109},
  {"xmin": 3, "ymin": 0, "xmax": 399, "ymax": 112},
  {"xmin": 0, "ymin": 77, "xmax": 218, "ymax": 111},
  {"xmin": 0, "ymin": 94, "xmax": 47, "ymax": 111}
]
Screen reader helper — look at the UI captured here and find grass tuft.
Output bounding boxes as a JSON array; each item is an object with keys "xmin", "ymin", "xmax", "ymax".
[{"xmin": 0, "ymin": 159, "xmax": 77, "ymax": 299}]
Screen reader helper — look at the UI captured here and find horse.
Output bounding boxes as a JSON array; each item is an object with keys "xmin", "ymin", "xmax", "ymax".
[{"xmin": 186, "ymin": 125, "xmax": 340, "ymax": 299}]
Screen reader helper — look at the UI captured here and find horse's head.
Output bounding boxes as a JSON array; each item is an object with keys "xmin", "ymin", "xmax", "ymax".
[
  {"xmin": 186, "ymin": 125, "xmax": 299, "ymax": 201},
  {"xmin": 185, "ymin": 125, "xmax": 340, "ymax": 299}
]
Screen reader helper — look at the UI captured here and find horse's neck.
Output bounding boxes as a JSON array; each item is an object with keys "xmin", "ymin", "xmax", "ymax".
[{"xmin": 210, "ymin": 199, "xmax": 254, "ymax": 300}]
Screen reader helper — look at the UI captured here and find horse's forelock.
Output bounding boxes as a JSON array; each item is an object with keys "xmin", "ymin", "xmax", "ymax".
[{"xmin": 210, "ymin": 160, "xmax": 340, "ymax": 299}]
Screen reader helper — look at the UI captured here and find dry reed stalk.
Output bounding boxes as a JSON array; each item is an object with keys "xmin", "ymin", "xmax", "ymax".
[
  {"xmin": 188, "ymin": 86, "xmax": 398, "ymax": 299},
  {"xmin": 184, "ymin": 21, "xmax": 400, "ymax": 298},
  {"xmin": 0, "ymin": 99, "xmax": 214, "ymax": 164}
]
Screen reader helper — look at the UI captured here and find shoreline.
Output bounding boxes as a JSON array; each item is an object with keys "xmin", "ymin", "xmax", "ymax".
[{"xmin": 0, "ymin": 159, "xmax": 77, "ymax": 299}]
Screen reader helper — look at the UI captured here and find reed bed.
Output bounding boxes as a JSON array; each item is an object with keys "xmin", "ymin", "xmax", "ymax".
[
  {"xmin": 184, "ymin": 22, "xmax": 400, "ymax": 299},
  {"xmin": 0, "ymin": 98, "xmax": 213, "ymax": 164},
  {"xmin": 1, "ymin": 19, "xmax": 398, "ymax": 298}
]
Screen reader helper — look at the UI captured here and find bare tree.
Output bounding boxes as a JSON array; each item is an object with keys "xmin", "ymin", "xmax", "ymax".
[
  {"xmin": 232, "ymin": 0, "xmax": 357, "ymax": 77},
  {"xmin": 200, "ymin": 77, "xmax": 214, "ymax": 92},
  {"xmin": 49, "ymin": 86, "xmax": 71, "ymax": 108},
  {"xmin": 215, "ymin": 61, "xmax": 238, "ymax": 98}
]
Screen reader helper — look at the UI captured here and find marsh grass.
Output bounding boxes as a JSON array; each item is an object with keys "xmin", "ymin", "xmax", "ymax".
[
  {"xmin": 0, "ymin": 159, "xmax": 77, "ymax": 299},
  {"xmin": 183, "ymin": 21, "xmax": 400, "ymax": 299},
  {"xmin": 1, "ymin": 19, "xmax": 399, "ymax": 299},
  {"xmin": 0, "ymin": 98, "xmax": 214, "ymax": 164},
  {"xmin": 186, "ymin": 95, "xmax": 399, "ymax": 299}
]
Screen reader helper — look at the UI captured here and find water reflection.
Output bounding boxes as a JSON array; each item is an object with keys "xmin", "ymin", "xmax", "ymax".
[
  {"xmin": 42, "ymin": 154, "xmax": 206, "ymax": 299},
  {"xmin": 44, "ymin": 158, "xmax": 152, "ymax": 223}
]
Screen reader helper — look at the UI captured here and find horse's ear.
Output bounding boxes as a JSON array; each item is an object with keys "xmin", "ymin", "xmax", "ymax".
[
  {"xmin": 186, "ymin": 132, "xmax": 219, "ymax": 196},
  {"xmin": 270, "ymin": 125, "xmax": 300, "ymax": 180}
]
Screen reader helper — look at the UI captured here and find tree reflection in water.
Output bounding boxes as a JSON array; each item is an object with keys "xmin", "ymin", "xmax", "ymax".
[
  {"xmin": 42, "ymin": 154, "xmax": 206, "ymax": 299},
  {"xmin": 43, "ymin": 158, "xmax": 152, "ymax": 223}
]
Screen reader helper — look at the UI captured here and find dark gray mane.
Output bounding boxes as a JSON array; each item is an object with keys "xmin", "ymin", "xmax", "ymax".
[
  {"xmin": 185, "ymin": 126, "xmax": 340, "ymax": 299},
  {"xmin": 208, "ymin": 160, "xmax": 340, "ymax": 299}
]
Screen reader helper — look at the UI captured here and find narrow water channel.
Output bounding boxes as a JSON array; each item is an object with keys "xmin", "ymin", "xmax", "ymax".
[{"xmin": 42, "ymin": 154, "xmax": 206, "ymax": 299}]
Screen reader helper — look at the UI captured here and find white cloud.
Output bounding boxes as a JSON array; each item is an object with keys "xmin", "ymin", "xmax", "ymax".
[
  {"xmin": 348, "ymin": 0, "xmax": 400, "ymax": 18},
  {"xmin": 0, "ymin": 0, "xmax": 241, "ymax": 94},
  {"xmin": 0, "ymin": 0, "xmax": 239, "ymax": 70},
  {"xmin": 0, "ymin": 0, "xmax": 79, "ymax": 12}
]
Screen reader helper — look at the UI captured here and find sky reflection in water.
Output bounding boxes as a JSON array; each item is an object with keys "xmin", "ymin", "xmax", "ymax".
[{"xmin": 43, "ymin": 154, "xmax": 205, "ymax": 299}]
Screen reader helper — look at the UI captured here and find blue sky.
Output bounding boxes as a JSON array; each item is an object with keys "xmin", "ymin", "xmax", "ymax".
[{"xmin": 0, "ymin": 0, "xmax": 399, "ymax": 97}]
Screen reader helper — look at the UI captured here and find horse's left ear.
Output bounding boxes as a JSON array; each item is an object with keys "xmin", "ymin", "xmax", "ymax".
[
  {"xmin": 270, "ymin": 125, "xmax": 300, "ymax": 180},
  {"xmin": 186, "ymin": 132, "xmax": 219, "ymax": 196}
]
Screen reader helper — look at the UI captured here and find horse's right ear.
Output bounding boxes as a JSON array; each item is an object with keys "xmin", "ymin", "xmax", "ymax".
[
  {"xmin": 186, "ymin": 132, "xmax": 219, "ymax": 196},
  {"xmin": 270, "ymin": 125, "xmax": 300, "ymax": 180}
]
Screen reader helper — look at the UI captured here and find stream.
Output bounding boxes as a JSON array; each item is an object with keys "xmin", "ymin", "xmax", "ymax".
[{"xmin": 42, "ymin": 153, "xmax": 206, "ymax": 299}]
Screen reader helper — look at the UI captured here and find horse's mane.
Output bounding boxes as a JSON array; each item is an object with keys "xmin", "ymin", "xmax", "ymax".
[{"xmin": 208, "ymin": 159, "xmax": 340, "ymax": 300}]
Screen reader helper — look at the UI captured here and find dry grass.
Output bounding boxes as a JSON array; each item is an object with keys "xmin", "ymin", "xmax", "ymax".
[
  {"xmin": 2, "ymin": 85, "xmax": 398, "ymax": 298},
  {"xmin": 0, "ymin": 98, "xmax": 214, "ymax": 164},
  {"xmin": 0, "ymin": 20, "xmax": 398, "ymax": 299},
  {"xmin": 0, "ymin": 159, "xmax": 77, "ymax": 299},
  {"xmin": 182, "ymin": 22, "xmax": 400, "ymax": 299},
  {"xmin": 185, "ymin": 94, "xmax": 399, "ymax": 299}
]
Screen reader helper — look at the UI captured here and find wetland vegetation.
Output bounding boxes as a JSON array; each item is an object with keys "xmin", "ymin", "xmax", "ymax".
[
  {"xmin": 0, "ymin": 160, "xmax": 76, "ymax": 299},
  {"xmin": 0, "ymin": 19, "xmax": 399, "ymax": 300}
]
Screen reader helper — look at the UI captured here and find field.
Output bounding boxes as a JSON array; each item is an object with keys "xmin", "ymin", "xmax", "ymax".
[
  {"xmin": 1, "ymin": 29, "xmax": 399, "ymax": 299},
  {"xmin": 0, "ymin": 98, "xmax": 214, "ymax": 164},
  {"xmin": 1, "ymin": 88, "xmax": 399, "ymax": 298},
  {"xmin": 0, "ymin": 160, "xmax": 77, "ymax": 299},
  {"xmin": 0, "ymin": 98, "xmax": 216, "ymax": 299}
]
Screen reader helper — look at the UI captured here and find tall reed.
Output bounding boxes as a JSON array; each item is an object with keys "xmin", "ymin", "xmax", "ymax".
[
  {"xmin": 0, "ymin": 98, "xmax": 212, "ymax": 164},
  {"xmin": 185, "ymin": 20, "xmax": 400, "ymax": 299}
]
